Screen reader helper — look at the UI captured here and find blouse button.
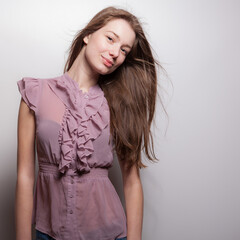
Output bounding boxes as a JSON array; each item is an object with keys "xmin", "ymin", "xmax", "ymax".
[
  {"xmin": 69, "ymin": 210, "xmax": 73, "ymax": 214},
  {"xmin": 84, "ymin": 95, "xmax": 89, "ymax": 99},
  {"xmin": 70, "ymin": 195, "xmax": 73, "ymax": 198}
]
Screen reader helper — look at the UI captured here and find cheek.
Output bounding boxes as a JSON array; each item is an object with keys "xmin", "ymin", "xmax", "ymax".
[
  {"xmin": 109, "ymin": 57, "xmax": 126, "ymax": 73},
  {"xmin": 116, "ymin": 56, "xmax": 126, "ymax": 66},
  {"xmin": 92, "ymin": 36, "xmax": 108, "ymax": 52},
  {"xmin": 85, "ymin": 43, "xmax": 101, "ymax": 65}
]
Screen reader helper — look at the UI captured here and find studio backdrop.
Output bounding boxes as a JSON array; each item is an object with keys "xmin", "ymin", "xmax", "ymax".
[{"xmin": 0, "ymin": 0, "xmax": 239, "ymax": 240}]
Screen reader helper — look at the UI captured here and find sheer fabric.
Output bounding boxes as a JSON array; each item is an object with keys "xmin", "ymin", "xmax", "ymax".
[{"xmin": 17, "ymin": 72, "xmax": 127, "ymax": 240}]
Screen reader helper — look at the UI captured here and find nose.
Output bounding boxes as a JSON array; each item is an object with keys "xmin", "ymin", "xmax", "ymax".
[{"xmin": 109, "ymin": 46, "xmax": 120, "ymax": 58}]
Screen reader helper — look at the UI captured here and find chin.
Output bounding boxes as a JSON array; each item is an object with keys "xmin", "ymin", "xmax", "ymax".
[{"xmin": 95, "ymin": 66, "xmax": 115, "ymax": 75}]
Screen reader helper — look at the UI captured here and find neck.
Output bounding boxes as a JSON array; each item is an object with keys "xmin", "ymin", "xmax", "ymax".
[{"xmin": 67, "ymin": 46, "xmax": 99, "ymax": 93}]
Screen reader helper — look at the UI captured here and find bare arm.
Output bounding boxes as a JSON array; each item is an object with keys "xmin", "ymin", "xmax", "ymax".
[
  {"xmin": 119, "ymin": 160, "xmax": 143, "ymax": 240},
  {"xmin": 15, "ymin": 98, "xmax": 36, "ymax": 240}
]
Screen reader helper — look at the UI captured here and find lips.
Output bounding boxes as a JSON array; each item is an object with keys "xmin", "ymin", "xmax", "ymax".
[{"xmin": 101, "ymin": 56, "xmax": 113, "ymax": 67}]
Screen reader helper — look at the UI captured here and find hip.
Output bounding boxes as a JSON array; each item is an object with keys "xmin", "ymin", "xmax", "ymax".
[{"xmin": 35, "ymin": 229, "xmax": 127, "ymax": 240}]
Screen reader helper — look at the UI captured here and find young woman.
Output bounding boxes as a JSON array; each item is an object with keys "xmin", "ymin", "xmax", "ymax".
[{"xmin": 15, "ymin": 6, "xmax": 162, "ymax": 240}]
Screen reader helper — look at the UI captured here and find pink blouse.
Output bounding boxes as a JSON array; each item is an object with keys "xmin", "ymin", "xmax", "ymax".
[{"xmin": 17, "ymin": 72, "xmax": 127, "ymax": 240}]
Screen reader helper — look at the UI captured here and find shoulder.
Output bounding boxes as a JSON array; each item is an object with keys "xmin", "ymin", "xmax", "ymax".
[{"xmin": 16, "ymin": 74, "xmax": 63, "ymax": 112}]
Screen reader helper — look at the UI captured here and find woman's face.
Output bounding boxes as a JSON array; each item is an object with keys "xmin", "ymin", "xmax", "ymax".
[{"xmin": 83, "ymin": 18, "xmax": 136, "ymax": 75}]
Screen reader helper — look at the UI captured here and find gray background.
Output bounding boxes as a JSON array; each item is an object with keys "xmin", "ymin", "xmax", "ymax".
[{"xmin": 0, "ymin": 0, "xmax": 239, "ymax": 239}]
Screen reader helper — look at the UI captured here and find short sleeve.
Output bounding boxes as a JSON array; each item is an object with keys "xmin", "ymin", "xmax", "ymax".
[{"xmin": 17, "ymin": 77, "xmax": 40, "ymax": 112}]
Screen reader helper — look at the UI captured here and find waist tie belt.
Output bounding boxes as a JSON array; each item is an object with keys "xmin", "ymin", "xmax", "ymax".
[{"xmin": 38, "ymin": 162, "xmax": 109, "ymax": 179}]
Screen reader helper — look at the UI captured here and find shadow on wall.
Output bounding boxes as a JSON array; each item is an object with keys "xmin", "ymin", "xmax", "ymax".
[{"xmin": 0, "ymin": 151, "xmax": 17, "ymax": 240}]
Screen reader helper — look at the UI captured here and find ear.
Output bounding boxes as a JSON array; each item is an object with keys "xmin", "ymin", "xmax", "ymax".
[{"xmin": 83, "ymin": 34, "xmax": 91, "ymax": 44}]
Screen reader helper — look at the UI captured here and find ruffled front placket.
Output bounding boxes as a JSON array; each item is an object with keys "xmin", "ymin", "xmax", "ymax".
[{"xmin": 47, "ymin": 73, "xmax": 110, "ymax": 174}]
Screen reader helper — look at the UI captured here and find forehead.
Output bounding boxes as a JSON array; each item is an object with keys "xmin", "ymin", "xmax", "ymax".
[{"xmin": 100, "ymin": 18, "xmax": 136, "ymax": 46}]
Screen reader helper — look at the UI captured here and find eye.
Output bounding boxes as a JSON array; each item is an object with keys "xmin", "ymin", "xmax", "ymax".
[
  {"xmin": 121, "ymin": 48, "xmax": 128, "ymax": 55},
  {"xmin": 107, "ymin": 36, "xmax": 113, "ymax": 42}
]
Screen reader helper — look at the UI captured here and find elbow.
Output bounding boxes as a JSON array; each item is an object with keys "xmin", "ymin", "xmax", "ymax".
[
  {"xmin": 16, "ymin": 171, "xmax": 35, "ymax": 190},
  {"xmin": 123, "ymin": 175, "xmax": 142, "ymax": 191}
]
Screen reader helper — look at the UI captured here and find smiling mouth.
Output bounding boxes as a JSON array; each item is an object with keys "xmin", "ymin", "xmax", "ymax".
[{"xmin": 101, "ymin": 56, "xmax": 113, "ymax": 67}]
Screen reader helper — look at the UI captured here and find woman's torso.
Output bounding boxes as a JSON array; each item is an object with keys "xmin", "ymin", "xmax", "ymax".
[{"xmin": 17, "ymin": 72, "xmax": 127, "ymax": 240}]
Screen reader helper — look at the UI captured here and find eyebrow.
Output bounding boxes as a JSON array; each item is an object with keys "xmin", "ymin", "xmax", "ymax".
[{"xmin": 106, "ymin": 31, "xmax": 132, "ymax": 49}]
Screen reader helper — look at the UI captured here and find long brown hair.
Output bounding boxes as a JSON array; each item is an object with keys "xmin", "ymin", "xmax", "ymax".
[{"xmin": 64, "ymin": 6, "xmax": 166, "ymax": 171}]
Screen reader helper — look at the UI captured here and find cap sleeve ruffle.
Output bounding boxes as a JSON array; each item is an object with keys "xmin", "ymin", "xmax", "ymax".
[{"xmin": 17, "ymin": 77, "xmax": 40, "ymax": 112}]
